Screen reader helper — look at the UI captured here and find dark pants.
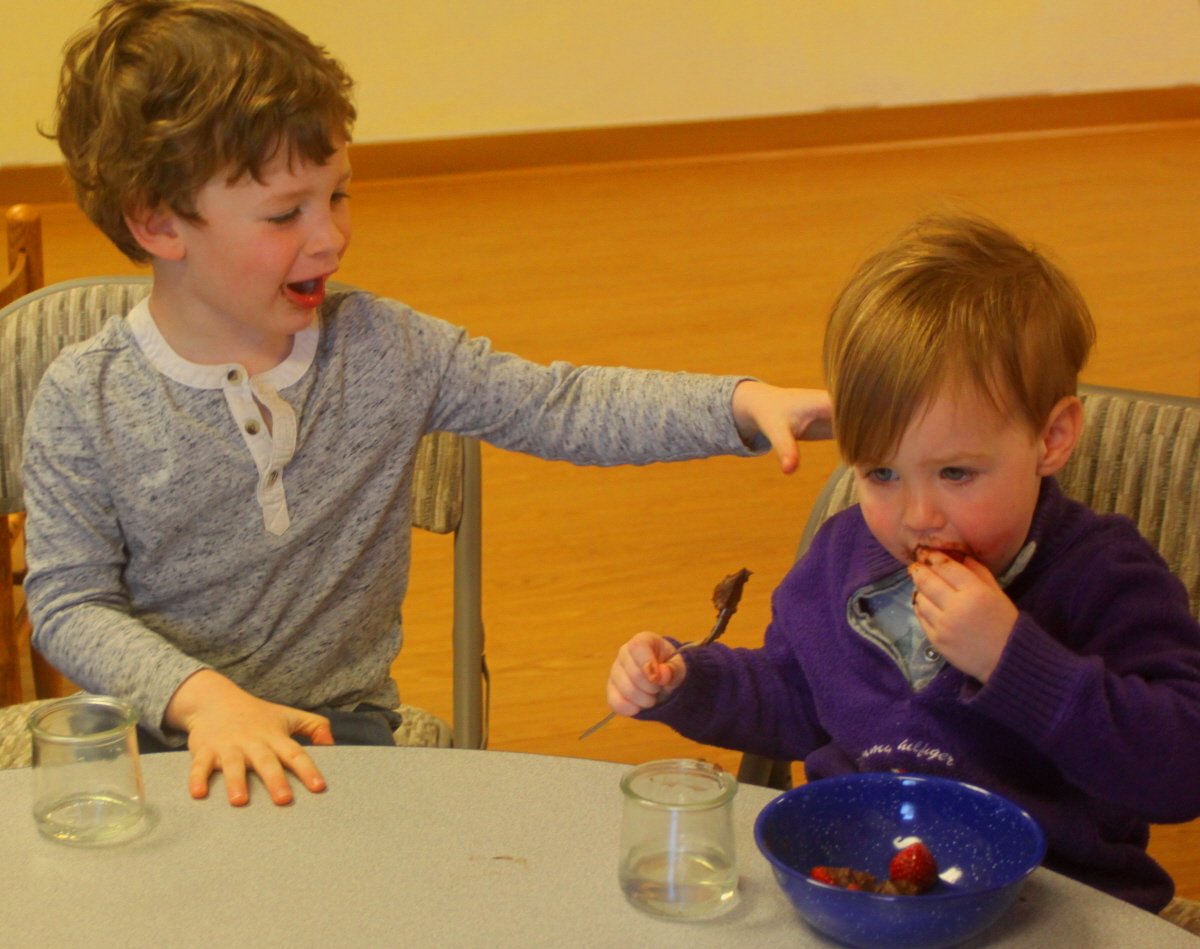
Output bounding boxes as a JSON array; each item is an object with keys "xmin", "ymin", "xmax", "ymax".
[{"xmin": 137, "ymin": 703, "xmax": 404, "ymax": 754}]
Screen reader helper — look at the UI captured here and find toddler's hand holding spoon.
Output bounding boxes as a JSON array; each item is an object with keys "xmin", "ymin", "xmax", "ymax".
[{"xmin": 581, "ymin": 569, "xmax": 751, "ymax": 739}]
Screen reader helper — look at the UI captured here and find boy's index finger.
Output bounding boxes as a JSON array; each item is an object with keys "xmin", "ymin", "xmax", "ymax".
[
  {"xmin": 758, "ymin": 418, "xmax": 799, "ymax": 474},
  {"xmin": 278, "ymin": 743, "xmax": 327, "ymax": 794}
]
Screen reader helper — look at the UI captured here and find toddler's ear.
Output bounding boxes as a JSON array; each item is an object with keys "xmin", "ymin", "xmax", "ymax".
[
  {"xmin": 124, "ymin": 205, "xmax": 186, "ymax": 261},
  {"xmin": 1036, "ymin": 396, "xmax": 1083, "ymax": 477}
]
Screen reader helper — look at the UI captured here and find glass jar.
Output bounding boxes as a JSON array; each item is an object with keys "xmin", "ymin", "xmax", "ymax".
[
  {"xmin": 28, "ymin": 694, "xmax": 146, "ymax": 845},
  {"xmin": 618, "ymin": 758, "xmax": 738, "ymax": 918}
]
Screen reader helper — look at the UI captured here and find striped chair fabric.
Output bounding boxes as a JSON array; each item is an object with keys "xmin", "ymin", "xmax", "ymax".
[{"xmin": 0, "ymin": 278, "xmax": 153, "ymax": 514}]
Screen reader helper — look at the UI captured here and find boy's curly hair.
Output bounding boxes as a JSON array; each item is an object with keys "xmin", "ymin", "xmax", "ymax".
[
  {"xmin": 824, "ymin": 213, "xmax": 1096, "ymax": 466},
  {"xmin": 51, "ymin": 0, "xmax": 356, "ymax": 262}
]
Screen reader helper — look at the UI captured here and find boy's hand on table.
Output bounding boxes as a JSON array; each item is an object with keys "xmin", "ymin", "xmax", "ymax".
[
  {"xmin": 164, "ymin": 670, "xmax": 334, "ymax": 806},
  {"xmin": 607, "ymin": 632, "xmax": 688, "ymax": 716},
  {"xmin": 908, "ymin": 553, "xmax": 1018, "ymax": 683},
  {"xmin": 731, "ymin": 381, "xmax": 833, "ymax": 474}
]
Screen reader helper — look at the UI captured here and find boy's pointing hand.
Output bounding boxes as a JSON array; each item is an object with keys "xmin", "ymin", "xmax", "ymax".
[
  {"xmin": 908, "ymin": 553, "xmax": 1018, "ymax": 683},
  {"xmin": 731, "ymin": 381, "xmax": 833, "ymax": 474}
]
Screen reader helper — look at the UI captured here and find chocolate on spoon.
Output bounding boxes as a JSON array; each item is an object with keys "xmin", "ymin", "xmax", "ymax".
[{"xmin": 706, "ymin": 568, "xmax": 752, "ymax": 643}]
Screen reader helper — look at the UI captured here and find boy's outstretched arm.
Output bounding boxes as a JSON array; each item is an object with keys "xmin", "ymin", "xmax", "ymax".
[
  {"xmin": 164, "ymin": 670, "xmax": 334, "ymax": 806},
  {"xmin": 730, "ymin": 382, "xmax": 833, "ymax": 474}
]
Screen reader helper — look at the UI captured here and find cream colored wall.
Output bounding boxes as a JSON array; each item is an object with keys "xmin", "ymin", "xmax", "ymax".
[{"xmin": 5, "ymin": 0, "xmax": 1200, "ymax": 168}]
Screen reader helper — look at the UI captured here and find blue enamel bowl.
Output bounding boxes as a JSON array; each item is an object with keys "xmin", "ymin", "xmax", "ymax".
[{"xmin": 754, "ymin": 773, "xmax": 1045, "ymax": 949}]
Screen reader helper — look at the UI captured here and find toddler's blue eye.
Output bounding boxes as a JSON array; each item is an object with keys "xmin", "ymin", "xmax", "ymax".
[
  {"xmin": 867, "ymin": 467, "xmax": 897, "ymax": 483},
  {"xmin": 941, "ymin": 467, "xmax": 973, "ymax": 482},
  {"xmin": 268, "ymin": 207, "xmax": 301, "ymax": 225}
]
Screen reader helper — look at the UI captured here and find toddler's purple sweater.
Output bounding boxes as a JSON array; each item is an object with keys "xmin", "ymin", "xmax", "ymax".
[{"xmin": 642, "ymin": 478, "xmax": 1200, "ymax": 912}]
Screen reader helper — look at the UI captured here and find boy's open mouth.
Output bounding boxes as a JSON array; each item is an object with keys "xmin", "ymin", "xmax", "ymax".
[{"xmin": 283, "ymin": 276, "xmax": 327, "ymax": 309}]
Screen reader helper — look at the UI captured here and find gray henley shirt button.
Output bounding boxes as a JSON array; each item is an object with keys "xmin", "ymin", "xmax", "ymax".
[
  {"xmin": 266, "ymin": 470, "xmax": 279, "ymax": 486},
  {"xmin": 227, "ymin": 368, "xmax": 244, "ymax": 384},
  {"xmin": 245, "ymin": 420, "xmax": 260, "ymax": 435},
  {"xmin": 923, "ymin": 645, "xmax": 941, "ymax": 662}
]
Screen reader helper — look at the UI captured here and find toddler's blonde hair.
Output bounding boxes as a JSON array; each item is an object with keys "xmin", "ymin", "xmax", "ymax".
[{"xmin": 824, "ymin": 214, "xmax": 1095, "ymax": 466}]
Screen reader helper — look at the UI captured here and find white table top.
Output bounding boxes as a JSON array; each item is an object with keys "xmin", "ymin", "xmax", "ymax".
[{"xmin": 0, "ymin": 746, "xmax": 1195, "ymax": 948}]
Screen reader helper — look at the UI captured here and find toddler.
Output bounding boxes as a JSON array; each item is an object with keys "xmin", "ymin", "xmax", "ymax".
[{"xmin": 608, "ymin": 214, "xmax": 1200, "ymax": 912}]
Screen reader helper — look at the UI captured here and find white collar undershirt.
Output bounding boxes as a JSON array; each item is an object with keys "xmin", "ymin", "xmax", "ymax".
[{"xmin": 126, "ymin": 298, "xmax": 319, "ymax": 535}]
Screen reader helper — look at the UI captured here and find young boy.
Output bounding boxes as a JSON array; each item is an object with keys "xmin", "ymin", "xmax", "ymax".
[
  {"xmin": 608, "ymin": 215, "xmax": 1200, "ymax": 913},
  {"xmin": 23, "ymin": 0, "xmax": 831, "ymax": 808}
]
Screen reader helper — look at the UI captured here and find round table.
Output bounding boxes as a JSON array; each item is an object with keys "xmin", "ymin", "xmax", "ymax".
[{"xmin": 0, "ymin": 747, "xmax": 1193, "ymax": 948}]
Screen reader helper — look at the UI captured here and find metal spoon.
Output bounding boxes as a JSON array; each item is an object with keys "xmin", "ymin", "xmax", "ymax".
[{"xmin": 578, "ymin": 569, "xmax": 751, "ymax": 740}]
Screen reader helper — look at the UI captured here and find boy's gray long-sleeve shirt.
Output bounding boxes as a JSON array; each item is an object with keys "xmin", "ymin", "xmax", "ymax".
[{"xmin": 23, "ymin": 290, "xmax": 759, "ymax": 741}]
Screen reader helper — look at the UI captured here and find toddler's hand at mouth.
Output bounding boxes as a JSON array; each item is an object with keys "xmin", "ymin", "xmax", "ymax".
[{"xmin": 913, "ymin": 545, "xmax": 970, "ymax": 565}]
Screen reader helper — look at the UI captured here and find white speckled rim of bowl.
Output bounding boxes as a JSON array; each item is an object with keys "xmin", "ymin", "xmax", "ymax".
[
  {"xmin": 621, "ymin": 758, "xmax": 738, "ymax": 810},
  {"xmin": 27, "ymin": 694, "xmax": 139, "ymax": 745}
]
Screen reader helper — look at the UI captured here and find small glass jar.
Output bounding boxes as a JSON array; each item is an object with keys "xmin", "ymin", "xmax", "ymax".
[
  {"xmin": 28, "ymin": 694, "xmax": 146, "ymax": 845},
  {"xmin": 618, "ymin": 758, "xmax": 739, "ymax": 918}
]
